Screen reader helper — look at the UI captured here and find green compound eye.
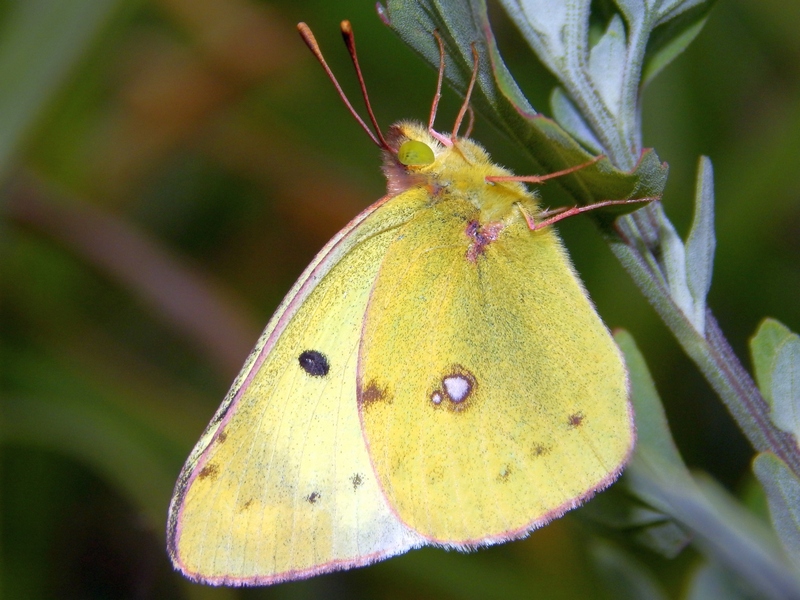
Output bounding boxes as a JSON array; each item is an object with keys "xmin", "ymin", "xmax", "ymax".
[{"xmin": 397, "ymin": 140, "xmax": 435, "ymax": 166}]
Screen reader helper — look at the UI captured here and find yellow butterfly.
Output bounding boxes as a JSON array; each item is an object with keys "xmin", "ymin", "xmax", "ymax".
[{"xmin": 167, "ymin": 20, "xmax": 637, "ymax": 586}]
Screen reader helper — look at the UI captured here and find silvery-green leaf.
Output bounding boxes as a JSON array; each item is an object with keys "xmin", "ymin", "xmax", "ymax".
[
  {"xmin": 684, "ymin": 156, "xmax": 716, "ymax": 334},
  {"xmin": 550, "ymin": 87, "xmax": 604, "ymax": 153},
  {"xmin": 771, "ymin": 336, "xmax": 800, "ymax": 440},
  {"xmin": 500, "ymin": 0, "xmax": 626, "ymax": 161},
  {"xmin": 588, "ymin": 14, "xmax": 627, "ymax": 118},
  {"xmin": 656, "ymin": 205, "xmax": 695, "ymax": 327},
  {"xmin": 499, "ymin": 0, "xmax": 714, "ymax": 167},
  {"xmin": 750, "ymin": 319, "xmax": 797, "ymax": 410},
  {"xmin": 753, "ymin": 453, "xmax": 800, "ymax": 569},
  {"xmin": 497, "ymin": 0, "xmax": 573, "ymax": 79}
]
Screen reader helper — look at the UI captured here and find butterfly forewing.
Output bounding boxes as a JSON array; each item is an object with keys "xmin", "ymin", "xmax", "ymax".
[{"xmin": 168, "ymin": 194, "xmax": 427, "ymax": 585}]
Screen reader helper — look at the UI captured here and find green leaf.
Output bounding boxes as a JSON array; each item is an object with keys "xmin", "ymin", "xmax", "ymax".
[
  {"xmin": 493, "ymin": 0, "xmax": 573, "ymax": 88},
  {"xmin": 684, "ymin": 156, "xmax": 716, "ymax": 333},
  {"xmin": 694, "ymin": 471, "xmax": 797, "ymax": 590},
  {"xmin": 3, "ymin": 394, "xmax": 175, "ymax": 529},
  {"xmin": 753, "ymin": 453, "xmax": 800, "ymax": 569},
  {"xmin": 381, "ymin": 0, "xmax": 667, "ymax": 207},
  {"xmin": 0, "ymin": 0, "xmax": 123, "ymax": 181}
]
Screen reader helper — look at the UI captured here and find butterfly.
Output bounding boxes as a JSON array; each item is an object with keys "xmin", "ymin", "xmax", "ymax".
[{"xmin": 167, "ymin": 20, "xmax": 639, "ymax": 586}]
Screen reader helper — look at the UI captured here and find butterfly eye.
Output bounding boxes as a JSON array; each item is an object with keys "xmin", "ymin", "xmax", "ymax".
[{"xmin": 397, "ymin": 140, "xmax": 435, "ymax": 166}]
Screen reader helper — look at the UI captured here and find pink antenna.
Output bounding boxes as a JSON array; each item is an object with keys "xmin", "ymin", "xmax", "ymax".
[
  {"xmin": 340, "ymin": 21, "xmax": 390, "ymax": 150},
  {"xmin": 463, "ymin": 105, "xmax": 475, "ymax": 138},
  {"xmin": 452, "ymin": 44, "xmax": 479, "ymax": 142},
  {"xmin": 428, "ymin": 30, "xmax": 446, "ymax": 132},
  {"xmin": 297, "ymin": 22, "xmax": 390, "ymax": 151}
]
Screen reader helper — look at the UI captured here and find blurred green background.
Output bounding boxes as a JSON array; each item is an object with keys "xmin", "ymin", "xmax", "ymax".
[{"xmin": 1, "ymin": 0, "xmax": 799, "ymax": 598}]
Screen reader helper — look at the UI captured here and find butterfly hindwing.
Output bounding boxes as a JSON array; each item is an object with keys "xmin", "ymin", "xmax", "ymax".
[{"xmin": 358, "ymin": 195, "xmax": 633, "ymax": 545}]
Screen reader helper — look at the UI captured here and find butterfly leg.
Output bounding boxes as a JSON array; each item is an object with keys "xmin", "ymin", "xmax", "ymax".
[
  {"xmin": 518, "ymin": 197, "xmax": 658, "ymax": 231},
  {"xmin": 486, "ymin": 155, "xmax": 604, "ymax": 185}
]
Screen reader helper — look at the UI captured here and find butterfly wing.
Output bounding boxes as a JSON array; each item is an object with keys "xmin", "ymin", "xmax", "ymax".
[
  {"xmin": 358, "ymin": 195, "xmax": 633, "ymax": 546},
  {"xmin": 167, "ymin": 193, "xmax": 426, "ymax": 585}
]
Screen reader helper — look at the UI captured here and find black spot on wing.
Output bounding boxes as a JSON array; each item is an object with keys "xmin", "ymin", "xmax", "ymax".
[
  {"xmin": 351, "ymin": 473, "xmax": 364, "ymax": 491},
  {"xmin": 306, "ymin": 491, "xmax": 321, "ymax": 504},
  {"xmin": 299, "ymin": 350, "xmax": 330, "ymax": 377}
]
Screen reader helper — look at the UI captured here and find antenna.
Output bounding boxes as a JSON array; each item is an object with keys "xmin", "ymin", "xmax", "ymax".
[
  {"xmin": 452, "ymin": 44, "xmax": 479, "ymax": 141},
  {"xmin": 339, "ymin": 21, "xmax": 389, "ymax": 150},
  {"xmin": 297, "ymin": 22, "xmax": 390, "ymax": 151},
  {"xmin": 428, "ymin": 30, "xmax": 446, "ymax": 132}
]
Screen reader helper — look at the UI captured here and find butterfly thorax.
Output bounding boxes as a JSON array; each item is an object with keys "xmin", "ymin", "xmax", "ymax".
[{"xmin": 383, "ymin": 121, "xmax": 540, "ymax": 227}]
